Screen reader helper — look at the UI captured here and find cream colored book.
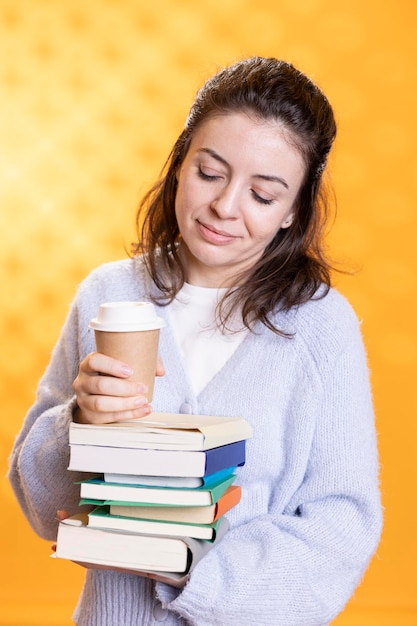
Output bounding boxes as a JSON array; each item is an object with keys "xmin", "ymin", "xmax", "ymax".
[
  {"xmin": 54, "ymin": 513, "xmax": 230, "ymax": 574},
  {"xmin": 110, "ymin": 484, "xmax": 242, "ymax": 524},
  {"xmin": 69, "ymin": 412, "xmax": 252, "ymax": 451}
]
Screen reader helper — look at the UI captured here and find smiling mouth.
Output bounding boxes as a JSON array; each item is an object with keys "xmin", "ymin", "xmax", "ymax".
[{"xmin": 197, "ymin": 220, "xmax": 238, "ymax": 239}]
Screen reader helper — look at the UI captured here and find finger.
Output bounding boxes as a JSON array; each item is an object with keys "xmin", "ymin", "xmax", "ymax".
[
  {"xmin": 156, "ymin": 356, "xmax": 165, "ymax": 377},
  {"xmin": 85, "ymin": 375, "xmax": 148, "ymax": 399},
  {"xmin": 78, "ymin": 406, "xmax": 152, "ymax": 424},
  {"xmin": 82, "ymin": 352, "xmax": 134, "ymax": 378},
  {"xmin": 76, "ymin": 397, "xmax": 152, "ymax": 424},
  {"xmin": 82, "ymin": 392, "xmax": 150, "ymax": 415}
]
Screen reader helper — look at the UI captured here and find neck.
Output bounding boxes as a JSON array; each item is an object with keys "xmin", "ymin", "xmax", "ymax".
[{"xmin": 178, "ymin": 243, "xmax": 237, "ymax": 289}]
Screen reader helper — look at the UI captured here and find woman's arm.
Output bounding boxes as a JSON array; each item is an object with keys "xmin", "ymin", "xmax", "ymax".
[
  {"xmin": 8, "ymin": 300, "xmax": 86, "ymax": 541},
  {"xmin": 9, "ymin": 267, "xmax": 163, "ymax": 541}
]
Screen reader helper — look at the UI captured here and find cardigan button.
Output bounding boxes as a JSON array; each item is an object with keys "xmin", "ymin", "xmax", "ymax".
[
  {"xmin": 179, "ymin": 402, "xmax": 193, "ymax": 414},
  {"xmin": 153, "ymin": 601, "xmax": 168, "ymax": 621}
]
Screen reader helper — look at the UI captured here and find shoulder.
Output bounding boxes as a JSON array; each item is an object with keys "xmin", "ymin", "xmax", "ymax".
[
  {"xmin": 71, "ymin": 257, "xmax": 149, "ymax": 327},
  {"xmin": 76, "ymin": 257, "xmax": 147, "ymax": 300},
  {"xmin": 80, "ymin": 257, "xmax": 144, "ymax": 287},
  {"xmin": 275, "ymin": 287, "xmax": 366, "ymax": 373},
  {"xmin": 296, "ymin": 287, "xmax": 361, "ymax": 339}
]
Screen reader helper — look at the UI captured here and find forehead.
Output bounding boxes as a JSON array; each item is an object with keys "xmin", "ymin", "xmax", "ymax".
[{"xmin": 187, "ymin": 112, "xmax": 306, "ymax": 174}]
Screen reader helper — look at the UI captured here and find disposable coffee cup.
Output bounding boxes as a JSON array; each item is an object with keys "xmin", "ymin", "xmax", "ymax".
[{"xmin": 89, "ymin": 301, "xmax": 164, "ymax": 401}]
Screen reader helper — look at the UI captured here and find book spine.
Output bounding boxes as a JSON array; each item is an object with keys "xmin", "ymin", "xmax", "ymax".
[
  {"xmin": 213, "ymin": 485, "xmax": 242, "ymax": 521},
  {"xmin": 204, "ymin": 440, "xmax": 246, "ymax": 475}
]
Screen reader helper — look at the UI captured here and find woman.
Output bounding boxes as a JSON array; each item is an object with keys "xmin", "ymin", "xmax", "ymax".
[{"xmin": 9, "ymin": 57, "xmax": 382, "ymax": 625}]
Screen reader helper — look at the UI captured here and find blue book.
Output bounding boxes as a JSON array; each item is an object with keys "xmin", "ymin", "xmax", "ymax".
[
  {"xmin": 68, "ymin": 439, "xmax": 246, "ymax": 478},
  {"xmin": 102, "ymin": 466, "xmax": 237, "ymax": 489}
]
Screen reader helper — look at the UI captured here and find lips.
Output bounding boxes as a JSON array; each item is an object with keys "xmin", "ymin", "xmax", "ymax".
[{"xmin": 197, "ymin": 220, "xmax": 238, "ymax": 243}]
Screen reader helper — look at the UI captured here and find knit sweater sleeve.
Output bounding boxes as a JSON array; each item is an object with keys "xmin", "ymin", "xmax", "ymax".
[
  {"xmin": 8, "ymin": 259, "xmax": 149, "ymax": 542},
  {"xmin": 8, "ymin": 278, "xmax": 98, "ymax": 541},
  {"xmin": 157, "ymin": 296, "xmax": 382, "ymax": 626}
]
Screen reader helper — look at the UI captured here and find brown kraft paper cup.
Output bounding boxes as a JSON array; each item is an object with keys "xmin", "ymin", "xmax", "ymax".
[{"xmin": 94, "ymin": 328, "xmax": 160, "ymax": 401}]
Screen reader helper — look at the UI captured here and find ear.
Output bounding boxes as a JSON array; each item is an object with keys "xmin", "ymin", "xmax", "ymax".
[{"xmin": 281, "ymin": 213, "xmax": 294, "ymax": 229}]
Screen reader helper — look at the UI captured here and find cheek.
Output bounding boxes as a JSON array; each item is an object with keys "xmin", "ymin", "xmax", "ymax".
[
  {"xmin": 174, "ymin": 200, "xmax": 186, "ymax": 234},
  {"xmin": 175, "ymin": 185, "xmax": 199, "ymax": 234},
  {"xmin": 247, "ymin": 214, "xmax": 283, "ymax": 243},
  {"xmin": 174, "ymin": 181, "xmax": 188, "ymax": 221},
  {"xmin": 176, "ymin": 177, "xmax": 205, "ymax": 219}
]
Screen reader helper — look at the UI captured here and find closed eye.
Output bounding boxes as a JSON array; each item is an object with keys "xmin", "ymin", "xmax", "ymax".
[
  {"xmin": 198, "ymin": 166, "xmax": 222, "ymax": 181},
  {"xmin": 251, "ymin": 189, "xmax": 274, "ymax": 205}
]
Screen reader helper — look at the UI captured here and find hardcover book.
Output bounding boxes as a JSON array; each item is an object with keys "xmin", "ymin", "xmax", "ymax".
[
  {"xmin": 103, "ymin": 465, "xmax": 237, "ymax": 488},
  {"xmin": 54, "ymin": 513, "xmax": 230, "ymax": 574},
  {"xmin": 110, "ymin": 484, "xmax": 242, "ymax": 524},
  {"xmin": 87, "ymin": 506, "xmax": 223, "ymax": 541},
  {"xmin": 69, "ymin": 412, "xmax": 252, "ymax": 451},
  {"xmin": 78, "ymin": 473, "xmax": 236, "ymax": 506},
  {"xmin": 69, "ymin": 439, "xmax": 246, "ymax": 477}
]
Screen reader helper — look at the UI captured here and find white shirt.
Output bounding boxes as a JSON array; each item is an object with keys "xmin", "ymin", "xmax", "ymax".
[{"xmin": 167, "ymin": 283, "xmax": 248, "ymax": 395}]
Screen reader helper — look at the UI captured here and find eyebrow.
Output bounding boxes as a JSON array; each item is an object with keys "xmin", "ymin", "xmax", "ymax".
[{"xmin": 198, "ymin": 147, "xmax": 289, "ymax": 189}]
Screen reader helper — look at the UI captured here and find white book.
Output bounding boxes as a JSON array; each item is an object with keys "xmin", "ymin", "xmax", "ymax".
[
  {"xmin": 68, "ymin": 439, "xmax": 246, "ymax": 478},
  {"xmin": 69, "ymin": 412, "xmax": 252, "ymax": 451},
  {"xmin": 54, "ymin": 513, "xmax": 229, "ymax": 574},
  {"xmin": 103, "ymin": 473, "xmax": 204, "ymax": 488}
]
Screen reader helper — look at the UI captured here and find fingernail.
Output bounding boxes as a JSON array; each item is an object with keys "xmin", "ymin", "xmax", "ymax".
[
  {"xmin": 121, "ymin": 365, "xmax": 134, "ymax": 376},
  {"xmin": 134, "ymin": 397, "xmax": 148, "ymax": 407},
  {"xmin": 136, "ymin": 383, "xmax": 148, "ymax": 394}
]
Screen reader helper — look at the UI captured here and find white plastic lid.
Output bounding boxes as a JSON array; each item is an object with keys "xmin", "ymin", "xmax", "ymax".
[{"xmin": 89, "ymin": 301, "xmax": 164, "ymax": 332}]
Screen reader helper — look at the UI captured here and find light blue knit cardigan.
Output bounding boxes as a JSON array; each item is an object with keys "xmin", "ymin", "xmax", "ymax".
[{"xmin": 9, "ymin": 258, "xmax": 382, "ymax": 626}]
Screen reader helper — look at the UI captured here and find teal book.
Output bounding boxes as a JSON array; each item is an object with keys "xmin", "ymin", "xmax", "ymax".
[{"xmin": 79, "ymin": 472, "xmax": 236, "ymax": 507}]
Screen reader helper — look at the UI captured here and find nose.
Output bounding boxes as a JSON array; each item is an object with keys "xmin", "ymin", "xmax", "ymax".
[{"xmin": 210, "ymin": 182, "xmax": 240, "ymax": 218}]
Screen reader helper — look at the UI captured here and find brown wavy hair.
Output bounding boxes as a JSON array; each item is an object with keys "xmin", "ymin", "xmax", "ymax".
[{"xmin": 133, "ymin": 57, "xmax": 337, "ymax": 334}]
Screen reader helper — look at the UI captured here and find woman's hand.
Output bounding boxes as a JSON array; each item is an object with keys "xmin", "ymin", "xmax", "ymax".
[{"xmin": 72, "ymin": 353, "xmax": 165, "ymax": 424}]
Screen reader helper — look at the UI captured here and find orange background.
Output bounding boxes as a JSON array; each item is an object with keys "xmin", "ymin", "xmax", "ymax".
[{"xmin": 1, "ymin": 1, "xmax": 416, "ymax": 624}]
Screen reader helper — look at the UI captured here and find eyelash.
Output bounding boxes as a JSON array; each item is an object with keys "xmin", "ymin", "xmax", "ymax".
[
  {"xmin": 197, "ymin": 167, "xmax": 274, "ymax": 206},
  {"xmin": 251, "ymin": 191, "xmax": 274, "ymax": 206},
  {"xmin": 198, "ymin": 167, "xmax": 220, "ymax": 181}
]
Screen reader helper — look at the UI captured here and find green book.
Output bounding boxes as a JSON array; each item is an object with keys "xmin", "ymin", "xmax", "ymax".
[{"xmin": 87, "ymin": 506, "xmax": 223, "ymax": 541}]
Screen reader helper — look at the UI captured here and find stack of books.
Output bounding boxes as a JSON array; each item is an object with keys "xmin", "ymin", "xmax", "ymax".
[{"xmin": 54, "ymin": 412, "xmax": 252, "ymax": 585}]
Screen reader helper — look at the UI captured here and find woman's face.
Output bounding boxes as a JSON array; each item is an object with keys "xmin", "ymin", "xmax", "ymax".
[{"xmin": 175, "ymin": 112, "xmax": 306, "ymax": 287}]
